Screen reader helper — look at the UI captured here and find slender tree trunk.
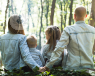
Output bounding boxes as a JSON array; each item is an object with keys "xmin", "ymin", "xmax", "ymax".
[
  {"xmin": 11, "ymin": 0, "xmax": 14, "ymax": 13},
  {"xmin": 50, "ymin": 0, "xmax": 56, "ymax": 25},
  {"xmin": 39, "ymin": 0, "xmax": 43, "ymax": 49},
  {"xmin": 89, "ymin": 0, "xmax": 95, "ymax": 27},
  {"xmin": 15, "ymin": 7, "xmax": 16, "ymax": 13},
  {"xmin": 46, "ymin": 0, "xmax": 49, "ymax": 26},
  {"xmin": 69, "ymin": 0, "xmax": 73, "ymax": 25},
  {"xmin": 60, "ymin": 1, "xmax": 63, "ymax": 33},
  {"xmin": 27, "ymin": 0, "xmax": 31, "ymax": 31},
  {"xmin": 4, "ymin": 0, "xmax": 10, "ymax": 34},
  {"xmin": 64, "ymin": 2, "xmax": 67, "ymax": 28}
]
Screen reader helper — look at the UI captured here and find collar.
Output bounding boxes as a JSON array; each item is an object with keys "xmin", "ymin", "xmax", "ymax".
[
  {"xmin": 75, "ymin": 21, "xmax": 85, "ymax": 24},
  {"xmin": 29, "ymin": 48, "xmax": 36, "ymax": 50}
]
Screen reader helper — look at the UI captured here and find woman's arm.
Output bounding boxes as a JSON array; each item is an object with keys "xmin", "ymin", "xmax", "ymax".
[{"xmin": 19, "ymin": 36, "xmax": 40, "ymax": 70}]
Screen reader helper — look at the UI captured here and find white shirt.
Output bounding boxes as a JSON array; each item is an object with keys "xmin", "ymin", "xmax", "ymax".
[{"xmin": 46, "ymin": 21, "xmax": 95, "ymax": 70}]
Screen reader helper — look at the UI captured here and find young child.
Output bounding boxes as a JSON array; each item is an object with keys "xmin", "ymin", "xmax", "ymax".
[
  {"xmin": 41, "ymin": 26, "xmax": 62, "ymax": 67},
  {"xmin": 27, "ymin": 35, "xmax": 45, "ymax": 67}
]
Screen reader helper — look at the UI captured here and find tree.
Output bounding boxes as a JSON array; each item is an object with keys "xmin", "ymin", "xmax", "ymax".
[
  {"xmin": 89, "ymin": 0, "xmax": 95, "ymax": 27},
  {"xmin": 39, "ymin": 0, "xmax": 43, "ymax": 49},
  {"xmin": 45, "ymin": 0, "xmax": 49, "ymax": 26},
  {"xmin": 4, "ymin": 0, "xmax": 10, "ymax": 34},
  {"xmin": 50, "ymin": 0, "xmax": 56, "ymax": 25},
  {"xmin": 60, "ymin": 0, "xmax": 63, "ymax": 33},
  {"xmin": 69, "ymin": 0, "xmax": 73, "ymax": 25}
]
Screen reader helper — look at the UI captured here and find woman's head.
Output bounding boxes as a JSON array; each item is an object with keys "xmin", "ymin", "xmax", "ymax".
[
  {"xmin": 8, "ymin": 15, "xmax": 25, "ymax": 35},
  {"xmin": 45, "ymin": 26, "xmax": 61, "ymax": 50}
]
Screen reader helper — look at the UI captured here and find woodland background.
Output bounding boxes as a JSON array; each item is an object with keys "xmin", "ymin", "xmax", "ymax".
[{"xmin": 0, "ymin": 0, "xmax": 94, "ymax": 50}]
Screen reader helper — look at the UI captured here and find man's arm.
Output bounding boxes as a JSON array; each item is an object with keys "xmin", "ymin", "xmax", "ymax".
[{"xmin": 93, "ymin": 40, "xmax": 95, "ymax": 54}]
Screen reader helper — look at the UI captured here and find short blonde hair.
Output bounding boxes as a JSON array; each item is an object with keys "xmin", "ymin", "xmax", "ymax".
[{"xmin": 27, "ymin": 35, "xmax": 37, "ymax": 48}]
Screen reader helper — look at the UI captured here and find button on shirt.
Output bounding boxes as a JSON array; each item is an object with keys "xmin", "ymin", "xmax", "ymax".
[
  {"xmin": 46, "ymin": 21, "xmax": 95, "ymax": 70},
  {"xmin": 0, "ymin": 32, "xmax": 40, "ymax": 70}
]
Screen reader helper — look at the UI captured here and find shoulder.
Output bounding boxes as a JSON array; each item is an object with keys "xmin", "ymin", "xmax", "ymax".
[
  {"xmin": 86, "ymin": 24, "xmax": 95, "ymax": 33},
  {"xmin": 41, "ymin": 44, "xmax": 50, "ymax": 53},
  {"xmin": 42, "ymin": 44, "xmax": 50, "ymax": 50},
  {"xmin": 43, "ymin": 44, "xmax": 50, "ymax": 47},
  {"xmin": 34, "ymin": 49, "xmax": 42, "ymax": 55},
  {"xmin": 16, "ymin": 34, "xmax": 26, "ymax": 41}
]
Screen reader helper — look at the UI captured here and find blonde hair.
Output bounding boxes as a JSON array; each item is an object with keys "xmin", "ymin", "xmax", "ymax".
[
  {"xmin": 27, "ymin": 35, "xmax": 37, "ymax": 48},
  {"xmin": 45, "ymin": 26, "xmax": 61, "ymax": 51}
]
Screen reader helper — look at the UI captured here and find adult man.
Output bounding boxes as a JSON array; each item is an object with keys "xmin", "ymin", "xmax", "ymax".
[{"xmin": 40, "ymin": 6, "xmax": 95, "ymax": 72}]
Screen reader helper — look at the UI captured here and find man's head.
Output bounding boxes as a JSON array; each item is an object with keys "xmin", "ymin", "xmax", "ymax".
[
  {"xmin": 27, "ymin": 35, "xmax": 37, "ymax": 48},
  {"xmin": 74, "ymin": 6, "xmax": 87, "ymax": 21}
]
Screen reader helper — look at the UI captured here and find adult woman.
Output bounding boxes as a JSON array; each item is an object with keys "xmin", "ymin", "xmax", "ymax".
[{"xmin": 0, "ymin": 15, "xmax": 40, "ymax": 72}]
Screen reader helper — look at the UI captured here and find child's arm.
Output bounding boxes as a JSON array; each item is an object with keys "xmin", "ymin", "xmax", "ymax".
[
  {"xmin": 41, "ymin": 45, "xmax": 49, "ymax": 62},
  {"xmin": 39, "ymin": 51, "xmax": 45, "ymax": 66}
]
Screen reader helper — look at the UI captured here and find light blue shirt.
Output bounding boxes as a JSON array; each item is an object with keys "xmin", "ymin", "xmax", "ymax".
[
  {"xmin": 46, "ymin": 21, "xmax": 95, "ymax": 70},
  {"xmin": 0, "ymin": 32, "xmax": 40, "ymax": 70},
  {"xmin": 41, "ymin": 44, "xmax": 62, "ymax": 66},
  {"xmin": 29, "ymin": 48, "xmax": 45, "ymax": 67}
]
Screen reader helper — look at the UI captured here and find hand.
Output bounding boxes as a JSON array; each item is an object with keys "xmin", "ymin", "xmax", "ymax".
[
  {"xmin": 44, "ymin": 66, "xmax": 50, "ymax": 71},
  {"xmin": 38, "ymin": 67, "xmax": 46, "ymax": 72}
]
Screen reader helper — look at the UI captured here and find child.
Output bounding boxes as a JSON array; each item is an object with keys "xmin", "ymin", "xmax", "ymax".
[
  {"xmin": 41, "ymin": 26, "xmax": 62, "ymax": 67},
  {"xmin": 27, "ymin": 35, "xmax": 45, "ymax": 67}
]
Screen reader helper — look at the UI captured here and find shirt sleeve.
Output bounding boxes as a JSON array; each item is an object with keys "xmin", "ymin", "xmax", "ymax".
[
  {"xmin": 39, "ymin": 51, "xmax": 45, "ymax": 66},
  {"xmin": 45, "ymin": 30, "xmax": 69, "ymax": 69},
  {"xmin": 41, "ymin": 44, "xmax": 49, "ymax": 61},
  {"xmin": 19, "ymin": 36, "xmax": 40, "ymax": 70}
]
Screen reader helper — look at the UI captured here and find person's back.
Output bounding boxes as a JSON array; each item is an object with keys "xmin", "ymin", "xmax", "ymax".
[
  {"xmin": 0, "ymin": 33, "xmax": 26, "ymax": 70},
  {"xmin": 62, "ymin": 21, "xmax": 95, "ymax": 70},
  {"xmin": 27, "ymin": 35, "xmax": 45, "ymax": 67},
  {"xmin": 29, "ymin": 48, "xmax": 45, "ymax": 67}
]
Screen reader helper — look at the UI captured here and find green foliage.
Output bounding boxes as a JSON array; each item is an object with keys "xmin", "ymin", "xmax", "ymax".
[{"xmin": 0, "ymin": 67, "xmax": 93, "ymax": 76}]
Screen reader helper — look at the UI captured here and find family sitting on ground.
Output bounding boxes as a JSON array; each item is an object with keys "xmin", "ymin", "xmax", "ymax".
[{"xmin": 0, "ymin": 6, "xmax": 95, "ymax": 73}]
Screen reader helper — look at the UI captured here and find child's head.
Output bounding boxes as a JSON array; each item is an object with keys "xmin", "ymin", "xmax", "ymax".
[
  {"xmin": 27, "ymin": 35, "xmax": 37, "ymax": 48},
  {"xmin": 45, "ymin": 26, "xmax": 61, "ymax": 50}
]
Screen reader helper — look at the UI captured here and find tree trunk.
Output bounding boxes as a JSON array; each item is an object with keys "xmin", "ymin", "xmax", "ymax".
[
  {"xmin": 39, "ymin": 0, "xmax": 43, "ymax": 49},
  {"xmin": 60, "ymin": 1, "xmax": 63, "ymax": 33},
  {"xmin": 11, "ymin": 0, "xmax": 14, "ymax": 13},
  {"xmin": 69, "ymin": 0, "xmax": 73, "ymax": 25},
  {"xmin": 50, "ymin": 0, "xmax": 56, "ymax": 25},
  {"xmin": 4, "ymin": 0, "xmax": 10, "ymax": 34},
  {"xmin": 89, "ymin": 0, "xmax": 95, "ymax": 27},
  {"xmin": 64, "ymin": 7, "xmax": 67, "ymax": 28},
  {"xmin": 46, "ymin": 0, "xmax": 49, "ymax": 26}
]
